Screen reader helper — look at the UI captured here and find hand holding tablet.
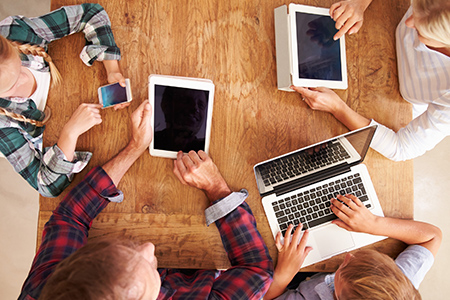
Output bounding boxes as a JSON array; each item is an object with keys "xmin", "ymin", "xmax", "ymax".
[
  {"xmin": 275, "ymin": 4, "xmax": 348, "ymax": 91},
  {"xmin": 149, "ymin": 75, "xmax": 215, "ymax": 158}
]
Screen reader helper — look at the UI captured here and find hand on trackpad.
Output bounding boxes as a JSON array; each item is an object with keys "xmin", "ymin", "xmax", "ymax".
[{"xmin": 314, "ymin": 225, "xmax": 355, "ymax": 258}]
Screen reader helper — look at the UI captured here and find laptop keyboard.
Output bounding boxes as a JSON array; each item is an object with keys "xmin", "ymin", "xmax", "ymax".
[
  {"xmin": 272, "ymin": 173, "xmax": 372, "ymax": 236},
  {"xmin": 258, "ymin": 141, "xmax": 350, "ymax": 187}
]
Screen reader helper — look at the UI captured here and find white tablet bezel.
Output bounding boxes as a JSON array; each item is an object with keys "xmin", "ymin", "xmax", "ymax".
[
  {"xmin": 148, "ymin": 74, "xmax": 215, "ymax": 159},
  {"xmin": 288, "ymin": 3, "xmax": 348, "ymax": 89}
]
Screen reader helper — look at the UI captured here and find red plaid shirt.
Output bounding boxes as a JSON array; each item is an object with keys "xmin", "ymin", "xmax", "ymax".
[{"xmin": 19, "ymin": 166, "xmax": 273, "ymax": 299}]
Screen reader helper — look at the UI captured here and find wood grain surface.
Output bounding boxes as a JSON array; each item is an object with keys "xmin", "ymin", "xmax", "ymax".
[{"xmin": 39, "ymin": 0, "xmax": 412, "ymax": 271}]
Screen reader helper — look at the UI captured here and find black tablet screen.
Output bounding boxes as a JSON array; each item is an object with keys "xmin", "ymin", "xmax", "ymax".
[
  {"xmin": 153, "ymin": 85, "xmax": 209, "ymax": 153},
  {"xmin": 295, "ymin": 12, "xmax": 342, "ymax": 81}
]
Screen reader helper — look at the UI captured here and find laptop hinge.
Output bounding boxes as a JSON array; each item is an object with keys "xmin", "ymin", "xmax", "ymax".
[{"xmin": 273, "ymin": 164, "xmax": 352, "ymax": 197}]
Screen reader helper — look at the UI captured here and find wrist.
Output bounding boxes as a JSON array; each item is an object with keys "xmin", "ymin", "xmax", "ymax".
[
  {"xmin": 361, "ymin": 0, "xmax": 373, "ymax": 10},
  {"xmin": 60, "ymin": 125, "xmax": 79, "ymax": 141},
  {"xmin": 330, "ymin": 99, "xmax": 348, "ymax": 117},
  {"xmin": 103, "ymin": 60, "xmax": 121, "ymax": 75},
  {"xmin": 125, "ymin": 141, "xmax": 146, "ymax": 158},
  {"xmin": 205, "ymin": 183, "xmax": 232, "ymax": 202}
]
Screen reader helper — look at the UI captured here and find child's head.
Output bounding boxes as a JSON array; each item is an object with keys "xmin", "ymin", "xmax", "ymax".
[
  {"xmin": 333, "ymin": 250, "xmax": 421, "ymax": 300},
  {"xmin": 39, "ymin": 238, "xmax": 161, "ymax": 300},
  {"xmin": 408, "ymin": 0, "xmax": 450, "ymax": 48}
]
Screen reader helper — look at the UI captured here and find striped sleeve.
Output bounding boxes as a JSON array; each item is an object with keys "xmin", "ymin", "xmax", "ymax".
[
  {"xmin": 0, "ymin": 127, "xmax": 91, "ymax": 197},
  {"xmin": 1, "ymin": 3, "xmax": 120, "ymax": 65}
]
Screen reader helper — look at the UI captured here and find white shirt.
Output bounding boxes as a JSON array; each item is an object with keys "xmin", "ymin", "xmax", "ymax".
[
  {"xmin": 28, "ymin": 67, "xmax": 51, "ymax": 111},
  {"xmin": 370, "ymin": 7, "xmax": 450, "ymax": 161}
]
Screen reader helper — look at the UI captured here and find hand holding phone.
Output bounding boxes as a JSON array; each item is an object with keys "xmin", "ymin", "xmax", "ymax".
[{"xmin": 98, "ymin": 79, "xmax": 133, "ymax": 109}]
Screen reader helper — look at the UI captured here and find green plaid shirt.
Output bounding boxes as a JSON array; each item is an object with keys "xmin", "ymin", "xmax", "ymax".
[{"xmin": 0, "ymin": 3, "xmax": 121, "ymax": 197}]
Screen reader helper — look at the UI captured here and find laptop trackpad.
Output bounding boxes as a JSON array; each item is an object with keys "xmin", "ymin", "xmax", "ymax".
[{"xmin": 314, "ymin": 225, "xmax": 355, "ymax": 258}]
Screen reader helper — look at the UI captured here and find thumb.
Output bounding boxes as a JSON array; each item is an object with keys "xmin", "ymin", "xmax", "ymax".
[
  {"xmin": 332, "ymin": 220, "xmax": 351, "ymax": 231},
  {"xmin": 291, "ymin": 86, "xmax": 316, "ymax": 98},
  {"xmin": 304, "ymin": 246, "xmax": 313, "ymax": 256},
  {"xmin": 140, "ymin": 102, "xmax": 152, "ymax": 127}
]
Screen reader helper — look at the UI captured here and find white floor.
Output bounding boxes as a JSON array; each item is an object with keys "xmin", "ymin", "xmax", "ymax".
[{"xmin": 0, "ymin": 2, "xmax": 448, "ymax": 300}]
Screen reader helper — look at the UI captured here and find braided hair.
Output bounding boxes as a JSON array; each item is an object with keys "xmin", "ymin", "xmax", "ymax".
[{"xmin": 0, "ymin": 35, "xmax": 57, "ymax": 126}]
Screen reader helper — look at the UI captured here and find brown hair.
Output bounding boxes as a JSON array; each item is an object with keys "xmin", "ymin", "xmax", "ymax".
[
  {"xmin": 39, "ymin": 239, "xmax": 150, "ymax": 300},
  {"xmin": 338, "ymin": 250, "xmax": 421, "ymax": 300},
  {"xmin": 0, "ymin": 35, "xmax": 55, "ymax": 126}
]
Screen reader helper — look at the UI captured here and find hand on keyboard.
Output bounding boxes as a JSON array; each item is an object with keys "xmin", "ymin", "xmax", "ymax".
[
  {"xmin": 274, "ymin": 224, "xmax": 313, "ymax": 286},
  {"xmin": 330, "ymin": 194, "xmax": 378, "ymax": 234}
]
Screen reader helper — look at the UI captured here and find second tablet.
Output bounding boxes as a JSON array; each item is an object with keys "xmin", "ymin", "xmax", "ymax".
[{"xmin": 149, "ymin": 75, "xmax": 215, "ymax": 159}]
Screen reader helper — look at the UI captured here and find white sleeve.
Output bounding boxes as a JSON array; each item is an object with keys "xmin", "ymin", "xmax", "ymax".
[
  {"xmin": 369, "ymin": 101, "xmax": 450, "ymax": 161},
  {"xmin": 395, "ymin": 245, "xmax": 434, "ymax": 289}
]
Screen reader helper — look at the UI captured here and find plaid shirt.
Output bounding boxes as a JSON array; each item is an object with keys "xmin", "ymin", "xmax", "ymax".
[
  {"xmin": 19, "ymin": 166, "xmax": 273, "ymax": 300},
  {"xmin": 0, "ymin": 4, "xmax": 121, "ymax": 197}
]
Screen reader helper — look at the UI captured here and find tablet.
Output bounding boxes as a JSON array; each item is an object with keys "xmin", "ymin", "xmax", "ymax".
[
  {"xmin": 149, "ymin": 75, "xmax": 215, "ymax": 159},
  {"xmin": 275, "ymin": 4, "xmax": 347, "ymax": 90}
]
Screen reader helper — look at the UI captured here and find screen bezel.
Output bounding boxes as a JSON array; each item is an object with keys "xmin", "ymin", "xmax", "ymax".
[
  {"xmin": 148, "ymin": 74, "xmax": 215, "ymax": 159},
  {"xmin": 288, "ymin": 4, "xmax": 348, "ymax": 89}
]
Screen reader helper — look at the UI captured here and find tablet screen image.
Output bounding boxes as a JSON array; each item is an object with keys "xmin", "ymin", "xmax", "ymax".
[
  {"xmin": 153, "ymin": 85, "xmax": 210, "ymax": 153},
  {"xmin": 295, "ymin": 12, "xmax": 341, "ymax": 81}
]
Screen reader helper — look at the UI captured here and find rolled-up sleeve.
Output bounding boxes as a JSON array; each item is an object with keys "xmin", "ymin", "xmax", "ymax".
[{"xmin": 205, "ymin": 189, "xmax": 248, "ymax": 226}]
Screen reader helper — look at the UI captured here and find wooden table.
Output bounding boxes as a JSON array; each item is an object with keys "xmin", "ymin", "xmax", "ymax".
[{"xmin": 40, "ymin": 0, "xmax": 412, "ymax": 271}]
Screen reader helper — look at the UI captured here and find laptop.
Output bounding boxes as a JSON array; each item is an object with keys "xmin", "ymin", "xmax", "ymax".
[{"xmin": 254, "ymin": 126, "xmax": 386, "ymax": 267}]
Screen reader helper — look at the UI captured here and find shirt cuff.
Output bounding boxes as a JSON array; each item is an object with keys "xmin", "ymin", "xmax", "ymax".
[
  {"xmin": 80, "ymin": 45, "xmax": 121, "ymax": 66},
  {"xmin": 42, "ymin": 144, "xmax": 92, "ymax": 175},
  {"xmin": 204, "ymin": 189, "xmax": 248, "ymax": 226},
  {"xmin": 86, "ymin": 166, "xmax": 124, "ymax": 203}
]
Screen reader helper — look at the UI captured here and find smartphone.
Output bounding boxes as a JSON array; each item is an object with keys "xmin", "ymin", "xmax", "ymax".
[{"xmin": 98, "ymin": 79, "xmax": 132, "ymax": 108}]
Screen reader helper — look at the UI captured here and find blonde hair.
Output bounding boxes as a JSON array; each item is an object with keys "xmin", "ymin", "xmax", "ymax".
[
  {"xmin": 338, "ymin": 250, "xmax": 421, "ymax": 300},
  {"xmin": 0, "ymin": 106, "xmax": 50, "ymax": 127},
  {"xmin": 0, "ymin": 35, "xmax": 56, "ymax": 126},
  {"xmin": 412, "ymin": 0, "xmax": 450, "ymax": 47}
]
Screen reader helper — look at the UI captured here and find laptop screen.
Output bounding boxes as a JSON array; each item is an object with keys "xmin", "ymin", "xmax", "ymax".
[
  {"xmin": 295, "ymin": 12, "xmax": 342, "ymax": 81},
  {"xmin": 254, "ymin": 126, "xmax": 377, "ymax": 196}
]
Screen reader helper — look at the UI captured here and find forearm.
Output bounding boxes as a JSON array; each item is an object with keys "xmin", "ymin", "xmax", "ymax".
[
  {"xmin": 212, "ymin": 202, "xmax": 273, "ymax": 298},
  {"xmin": 332, "ymin": 101, "xmax": 371, "ymax": 131},
  {"xmin": 371, "ymin": 216, "xmax": 442, "ymax": 257},
  {"xmin": 358, "ymin": 0, "xmax": 374, "ymax": 9},
  {"xmin": 57, "ymin": 129, "xmax": 77, "ymax": 161},
  {"xmin": 264, "ymin": 272, "xmax": 289, "ymax": 300},
  {"xmin": 102, "ymin": 143, "xmax": 143, "ymax": 186},
  {"xmin": 103, "ymin": 60, "xmax": 121, "ymax": 75}
]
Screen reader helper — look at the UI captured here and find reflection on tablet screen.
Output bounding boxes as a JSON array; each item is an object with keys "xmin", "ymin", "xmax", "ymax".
[
  {"xmin": 154, "ymin": 85, "xmax": 209, "ymax": 153},
  {"xmin": 295, "ymin": 12, "xmax": 342, "ymax": 81}
]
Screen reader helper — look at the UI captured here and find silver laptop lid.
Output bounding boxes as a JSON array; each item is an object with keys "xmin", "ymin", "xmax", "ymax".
[{"xmin": 254, "ymin": 125, "xmax": 377, "ymax": 196}]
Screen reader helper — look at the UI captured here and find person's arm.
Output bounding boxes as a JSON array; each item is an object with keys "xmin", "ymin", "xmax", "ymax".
[
  {"xmin": 172, "ymin": 151, "xmax": 274, "ymax": 299},
  {"xmin": 18, "ymin": 167, "xmax": 120, "ymax": 300},
  {"xmin": 330, "ymin": 194, "xmax": 442, "ymax": 257},
  {"xmin": 292, "ymin": 87, "xmax": 450, "ymax": 161},
  {"xmin": 329, "ymin": 0, "xmax": 373, "ymax": 40},
  {"xmin": 290, "ymin": 86, "xmax": 371, "ymax": 130},
  {"xmin": 0, "ymin": 125, "xmax": 85, "ymax": 197},
  {"xmin": 3, "ymin": 4, "xmax": 126, "ymax": 88},
  {"xmin": 19, "ymin": 100, "xmax": 153, "ymax": 300},
  {"xmin": 368, "ymin": 103, "xmax": 450, "ymax": 161},
  {"xmin": 56, "ymin": 103, "xmax": 102, "ymax": 161},
  {"xmin": 103, "ymin": 100, "xmax": 153, "ymax": 185},
  {"xmin": 264, "ymin": 225, "xmax": 312, "ymax": 300}
]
